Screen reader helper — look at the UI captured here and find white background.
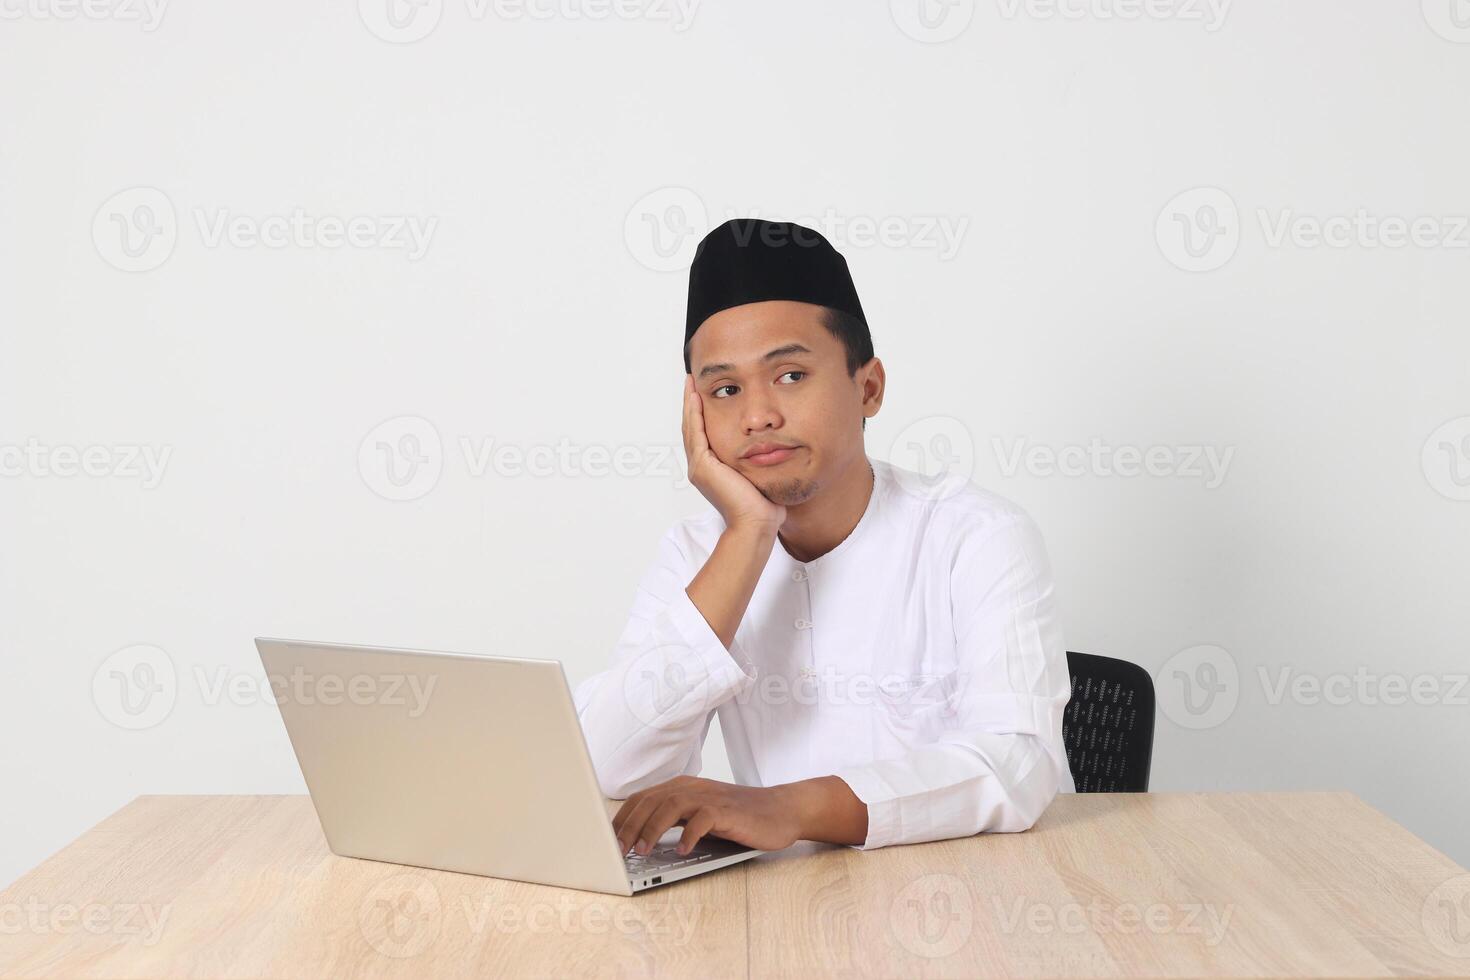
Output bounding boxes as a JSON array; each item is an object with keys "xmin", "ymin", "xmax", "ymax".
[{"xmin": 3, "ymin": 0, "xmax": 1469, "ymax": 890}]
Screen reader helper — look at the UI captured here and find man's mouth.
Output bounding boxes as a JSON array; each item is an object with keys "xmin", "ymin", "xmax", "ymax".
[{"xmin": 741, "ymin": 444, "xmax": 800, "ymax": 466}]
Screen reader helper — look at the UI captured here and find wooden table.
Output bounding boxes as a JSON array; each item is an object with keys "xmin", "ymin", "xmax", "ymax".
[{"xmin": 2, "ymin": 793, "xmax": 1467, "ymax": 977}]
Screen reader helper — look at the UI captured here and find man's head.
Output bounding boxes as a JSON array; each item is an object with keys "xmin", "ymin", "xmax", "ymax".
[{"xmin": 683, "ymin": 220, "xmax": 884, "ymax": 507}]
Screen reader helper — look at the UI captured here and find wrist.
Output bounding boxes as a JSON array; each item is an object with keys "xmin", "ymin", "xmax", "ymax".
[{"xmin": 777, "ymin": 776, "xmax": 868, "ymax": 846}]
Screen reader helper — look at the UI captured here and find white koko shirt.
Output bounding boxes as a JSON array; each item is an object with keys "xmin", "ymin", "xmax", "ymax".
[{"xmin": 572, "ymin": 455, "xmax": 1074, "ymax": 850}]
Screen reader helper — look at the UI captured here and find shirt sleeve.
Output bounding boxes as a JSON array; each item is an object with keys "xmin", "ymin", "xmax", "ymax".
[
  {"xmin": 572, "ymin": 524, "xmax": 758, "ymax": 799},
  {"xmin": 829, "ymin": 512, "xmax": 1072, "ymax": 849}
]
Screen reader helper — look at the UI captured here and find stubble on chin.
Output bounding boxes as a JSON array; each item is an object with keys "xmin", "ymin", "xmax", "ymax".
[{"xmin": 758, "ymin": 477, "xmax": 820, "ymax": 507}]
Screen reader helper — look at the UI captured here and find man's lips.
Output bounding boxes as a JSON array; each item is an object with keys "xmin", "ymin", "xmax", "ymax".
[{"xmin": 742, "ymin": 445, "xmax": 800, "ymax": 466}]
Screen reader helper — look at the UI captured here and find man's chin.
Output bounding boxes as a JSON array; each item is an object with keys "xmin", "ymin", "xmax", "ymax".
[{"xmin": 758, "ymin": 477, "xmax": 820, "ymax": 508}]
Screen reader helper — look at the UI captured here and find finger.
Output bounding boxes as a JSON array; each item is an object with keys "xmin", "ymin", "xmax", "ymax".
[
  {"xmin": 681, "ymin": 376, "xmax": 700, "ymax": 465},
  {"xmin": 636, "ymin": 795, "xmax": 695, "ymax": 854},
  {"xmin": 615, "ymin": 791, "xmax": 667, "ymax": 854},
  {"xmin": 611, "ymin": 796, "xmax": 636, "ymax": 841},
  {"xmin": 676, "ymin": 806, "xmax": 718, "ymax": 855},
  {"xmin": 612, "ymin": 788, "xmax": 652, "ymax": 847},
  {"xmin": 686, "ymin": 378, "xmax": 710, "ymax": 459}
]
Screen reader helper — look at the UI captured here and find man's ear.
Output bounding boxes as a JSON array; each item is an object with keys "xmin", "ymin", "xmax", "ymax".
[{"xmin": 860, "ymin": 357, "xmax": 885, "ymax": 422}]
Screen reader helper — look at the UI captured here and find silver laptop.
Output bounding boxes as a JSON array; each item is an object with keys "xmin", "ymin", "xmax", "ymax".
[{"xmin": 255, "ymin": 637, "xmax": 762, "ymax": 895}]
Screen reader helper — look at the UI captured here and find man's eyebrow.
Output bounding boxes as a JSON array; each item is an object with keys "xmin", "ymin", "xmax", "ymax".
[{"xmin": 696, "ymin": 343, "xmax": 813, "ymax": 380}]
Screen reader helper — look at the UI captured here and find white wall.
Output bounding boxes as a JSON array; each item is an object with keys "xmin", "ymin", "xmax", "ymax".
[{"xmin": 3, "ymin": 0, "xmax": 1468, "ymax": 889}]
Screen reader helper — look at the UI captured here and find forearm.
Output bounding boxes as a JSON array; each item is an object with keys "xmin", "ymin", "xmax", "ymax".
[
  {"xmin": 684, "ymin": 523, "xmax": 778, "ymax": 650},
  {"xmin": 777, "ymin": 775, "xmax": 869, "ymax": 847}
]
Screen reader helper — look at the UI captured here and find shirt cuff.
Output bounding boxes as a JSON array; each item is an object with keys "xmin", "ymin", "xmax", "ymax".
[
  {"xmin": 663, "ymin": 585, "xmax": 756, "ymax": 694},
  {"xmin": 830, "ymin": 768, "xmax": 901, "ymax": 850}
]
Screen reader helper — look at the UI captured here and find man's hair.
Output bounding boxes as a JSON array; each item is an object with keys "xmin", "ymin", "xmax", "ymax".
[{"xmin": 682, "ymin": 305, "xmax": 875, "ymax": 431}]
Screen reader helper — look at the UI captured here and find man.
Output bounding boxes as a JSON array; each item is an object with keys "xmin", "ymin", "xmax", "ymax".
[{"xmin": 573, "ymin": 218, "xmax": 1073, "ymax": 859}]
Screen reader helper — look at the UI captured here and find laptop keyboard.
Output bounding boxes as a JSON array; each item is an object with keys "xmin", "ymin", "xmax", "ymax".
[{"xmin": 624, "ymin": 841, "xmax": 713, "ymax": 875}]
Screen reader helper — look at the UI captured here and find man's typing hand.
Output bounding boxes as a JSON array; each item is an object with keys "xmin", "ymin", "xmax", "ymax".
[{"xmin": 611, "ymin": 773, "xmax": 868, "ymax": 855}]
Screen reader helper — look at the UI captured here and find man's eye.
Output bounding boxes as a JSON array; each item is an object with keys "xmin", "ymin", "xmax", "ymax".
[
  {"xmin": 712, "ymin": 385, "xmax": 737, "ymax": 398},
  {"xmin": 778, "ymin": 371, "xmax": 805, "ymax": 383}
]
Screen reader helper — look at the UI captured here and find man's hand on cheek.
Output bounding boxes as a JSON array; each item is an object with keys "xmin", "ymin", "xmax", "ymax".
[{"xmin": 611, "ymin": 775, "xmax": 805, "ymax": 856}]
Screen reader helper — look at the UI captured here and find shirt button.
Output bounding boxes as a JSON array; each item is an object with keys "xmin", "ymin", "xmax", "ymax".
[
  {"xmin": 791, "ymin": 570, "xmax": 807, "ymax": 581},
  {"xmin": 794, "ymin": 618, "xmax": 811, "ymax": 630}
]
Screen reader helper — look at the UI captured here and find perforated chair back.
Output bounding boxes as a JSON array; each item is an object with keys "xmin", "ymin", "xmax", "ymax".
[{"xmin": 1063, "ymin": 651, "xmax": 1155, "ymax": 792}]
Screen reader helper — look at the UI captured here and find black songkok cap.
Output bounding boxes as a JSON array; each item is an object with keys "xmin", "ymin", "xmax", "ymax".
[{"xmin": 684, "ymin": 218, "xmax": 869, "ymax": 355}]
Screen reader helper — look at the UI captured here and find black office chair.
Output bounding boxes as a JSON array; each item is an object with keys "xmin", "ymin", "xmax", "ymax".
[{"xmin": 1063, "ymin": 651, "xmax": 1155, "ymax": 792}]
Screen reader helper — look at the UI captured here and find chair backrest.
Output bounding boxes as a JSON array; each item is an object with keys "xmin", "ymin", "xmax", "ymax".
[{"xmin": 1063, "ymin": 651, "xmax": 1155, "ymax": 792}]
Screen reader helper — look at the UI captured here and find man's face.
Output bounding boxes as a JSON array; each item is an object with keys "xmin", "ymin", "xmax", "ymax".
[{"xmin": 687, "ymin": 300, "xmax": 878, "ymax": 507}]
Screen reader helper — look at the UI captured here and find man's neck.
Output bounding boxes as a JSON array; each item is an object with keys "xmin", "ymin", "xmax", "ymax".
[{"xmin": 777, "ymin": 454, "xmax": 875, "ymax": 564}]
